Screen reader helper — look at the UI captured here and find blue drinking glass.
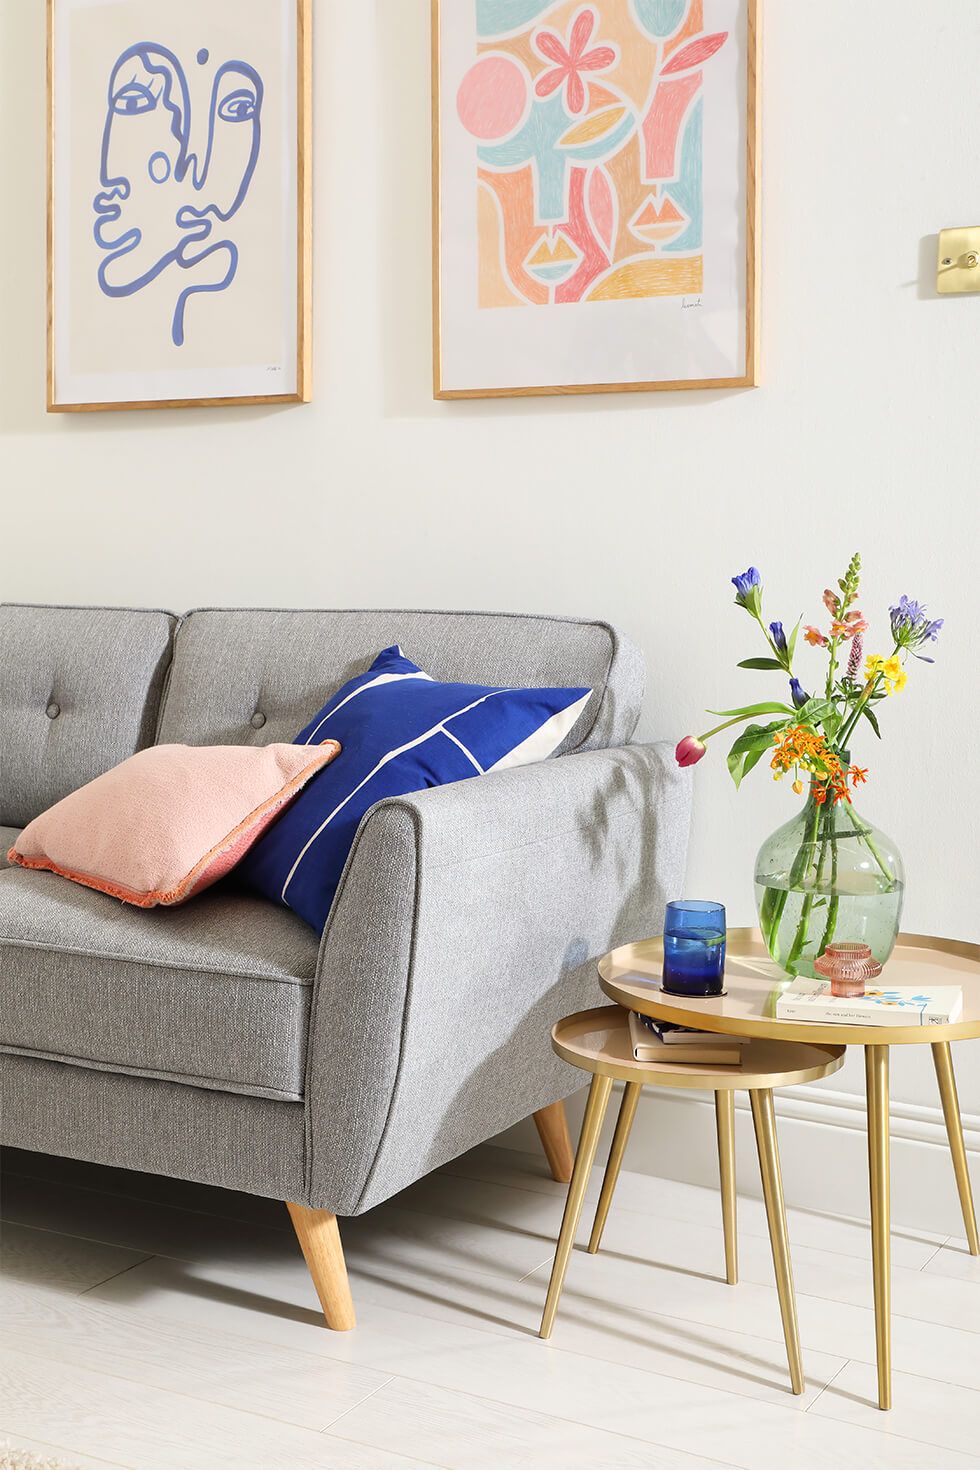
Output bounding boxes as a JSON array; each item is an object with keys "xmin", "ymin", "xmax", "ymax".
[{"xmin": 662, "ymin": 900, "xmax": 727, "ymax": 997}]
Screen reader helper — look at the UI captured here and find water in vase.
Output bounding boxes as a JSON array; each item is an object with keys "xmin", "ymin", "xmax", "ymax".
[
  {"xmin": 754, "ymin": 794, "xmax": 905, "ymax": 978},
  {"xmin": 754, "ymin": 872, "xmax": 905, "ymax": 978}
]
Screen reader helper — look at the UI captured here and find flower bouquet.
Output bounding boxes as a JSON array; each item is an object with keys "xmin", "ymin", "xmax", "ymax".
[{"xmin": 676, "ymin": 554, "xmax": 943, "ymax": 976}]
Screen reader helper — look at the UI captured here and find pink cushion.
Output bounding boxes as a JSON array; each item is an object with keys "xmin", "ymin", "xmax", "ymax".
[{"xmin": 7, "ymin": 742, "xmax": 341, "ymax": 908}]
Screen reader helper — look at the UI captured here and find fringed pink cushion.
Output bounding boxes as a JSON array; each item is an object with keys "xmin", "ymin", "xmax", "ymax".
[{"xmin": 8, "ymin": 742, "xmax": 341, "ymax": 908}]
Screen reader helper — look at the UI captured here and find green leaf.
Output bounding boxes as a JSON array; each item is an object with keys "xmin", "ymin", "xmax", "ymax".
[
  {"xmin": 709, "ymin": 702, "xmax": 796, "ymax": 719},
  {"xmin": 737, "ymin": 657, "xmax": 784, "ymax": 671},
  {"xmin": 792, "ymin": 699, "xmax": 831, "ymax": 728},
  {"xmin": 861, "ymin": 704, "xmax": 882, "ymax": 739},
  {"xmin": 728, "ymin": 720, "xmax": 787, "ymax": 756},
  {"xmin": 821, "ymin": 708, "xmax": 842, "ymax": 742},
  {"xmin": 726, "ymin": 721, "xmax": 787, "ymax": 789},
  {"xmin": 787, "ymin": 617, "xmax": 802, "ymax": 662}
]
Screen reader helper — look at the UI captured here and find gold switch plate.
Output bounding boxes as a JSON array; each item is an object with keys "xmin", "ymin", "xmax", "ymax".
[{"xmin": 937, "ymin": 227, "xmax": 980, "ymax": 294}]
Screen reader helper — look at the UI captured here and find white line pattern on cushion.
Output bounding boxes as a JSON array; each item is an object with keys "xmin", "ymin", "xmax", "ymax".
[
  {"xmin": 443, "ymin": 728, "xmax": 485, "ymax": 773},
  {"xmin": 280, "ymin": 689, "xmax": 509, "ymax": 900},
  {"xmin": 303, "ymin": 670, "xmax": 434, "ymax": 744}
]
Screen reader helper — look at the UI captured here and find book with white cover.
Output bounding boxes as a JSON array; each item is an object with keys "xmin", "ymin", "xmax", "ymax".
[
  {"xmin": 775, "ymin": 979, "xmax": 963, "ymax": 1027},
  {"xmin": 628, "ymin": 1013, "xmax": 743, "ymax": 1066}
]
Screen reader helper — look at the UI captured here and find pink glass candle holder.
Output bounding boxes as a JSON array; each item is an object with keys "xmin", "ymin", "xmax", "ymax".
[{"xmin": 814, "ymin": 942, "xmax": 883, "ymax": 998}]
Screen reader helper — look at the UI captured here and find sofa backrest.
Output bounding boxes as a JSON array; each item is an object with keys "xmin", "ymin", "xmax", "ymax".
[
  {"xmin": 157, "ymin": 609, "xmax": 643, "ymax": 755},
  {"xmin": 0, "ymin": 604, "xmax": 177, "ymax": 828}
]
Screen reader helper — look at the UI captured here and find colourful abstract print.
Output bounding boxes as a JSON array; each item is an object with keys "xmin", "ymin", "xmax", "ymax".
[{"xmin": 456, "ymin": 0, "xmax": 727, "ymax": 308}]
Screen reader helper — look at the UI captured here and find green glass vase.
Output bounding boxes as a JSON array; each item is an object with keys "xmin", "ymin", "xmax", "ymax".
[{"xmin": 754, "ymin": 787, "xmax": 905, "ymax": 978}]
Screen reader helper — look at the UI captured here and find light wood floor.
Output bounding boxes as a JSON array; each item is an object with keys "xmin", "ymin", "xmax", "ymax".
[{"xmin": 1, "ymin": 1140, "xmax": 979, "ymax": 1469}]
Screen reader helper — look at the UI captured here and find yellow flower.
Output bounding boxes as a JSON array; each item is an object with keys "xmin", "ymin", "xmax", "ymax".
[
  {"xmin": 865, "ymin": 654, "xmax": 884, "ymax": 673},
  {"xmin": 883, "ymin": 656, "xmax": 902, "ymax": 681},
  {"xmin": 892, "ymin": 669, "xmax": 907, "ymax": 693},
  {"xmin": 792, "ymin": 779, "xmax": 803, "ymax": 795}
]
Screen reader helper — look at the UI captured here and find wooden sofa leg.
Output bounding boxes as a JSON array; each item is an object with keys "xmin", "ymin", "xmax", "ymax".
[
  {"xmin": 286, "ymin": 1202, "xmax": 356, "ymax": 1331},
  {"xmin": 533, "ymin": 1100, "xmax": 575, "ymax": 1183}
]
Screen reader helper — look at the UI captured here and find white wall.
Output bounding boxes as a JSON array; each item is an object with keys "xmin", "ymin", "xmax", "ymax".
[{"xmin": 2, "ymin": 1, "xmax": 978, "ymax": 1231}]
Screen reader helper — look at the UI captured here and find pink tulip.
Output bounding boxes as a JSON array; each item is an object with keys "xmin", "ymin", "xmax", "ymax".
[{"xmin": 675, "ymin": 736, "xmax": 707, "ymax": 767}]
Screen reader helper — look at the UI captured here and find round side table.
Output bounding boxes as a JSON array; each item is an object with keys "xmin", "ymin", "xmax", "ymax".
[
  {"xmin": 539, "ymin": 1005, "xmax": 844, "ymax": 1396},
  {"xmin": 599, "ymin": 929, "xmax": 980, "ymax": 1410}
]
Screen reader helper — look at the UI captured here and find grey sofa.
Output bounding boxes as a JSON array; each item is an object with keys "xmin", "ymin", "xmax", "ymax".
[{"xmin": 0, "ymin": 604, "xmax": 691, "ymax": 1328}]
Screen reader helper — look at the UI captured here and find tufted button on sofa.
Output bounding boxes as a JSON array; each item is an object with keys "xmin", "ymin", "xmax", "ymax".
[{"xmin": 0, "ymin": 603, "xmax": 692, "ymax": 1329}]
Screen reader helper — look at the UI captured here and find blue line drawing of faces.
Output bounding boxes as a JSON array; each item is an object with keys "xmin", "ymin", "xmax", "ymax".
[{"xmin": 93, "ymin": 43, "xmax": 264, "ymax": 348}]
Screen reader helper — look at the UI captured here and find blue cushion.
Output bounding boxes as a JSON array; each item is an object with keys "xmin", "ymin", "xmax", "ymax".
[{"xmin": 239, "ymin": 646, "xmax": 591, "ymax": 932}]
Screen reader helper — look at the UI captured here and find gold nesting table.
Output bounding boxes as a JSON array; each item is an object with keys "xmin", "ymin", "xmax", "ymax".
[
  {"xmin": 595, "ymin": 928, "xmax": 980, "ymax": 1410},
  {"xmin": 539, "ymin": 1003, "xmax": 845, "ymax": 1395}
]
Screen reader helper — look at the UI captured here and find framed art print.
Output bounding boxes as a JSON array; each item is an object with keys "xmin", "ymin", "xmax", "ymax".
[
  {"xmin": 433, "ymin": 0, "xmax": 759, "ymax": 398},
  {"xmin": 48, "ymin": 0, "xmax": 312, "ymax": 412}
]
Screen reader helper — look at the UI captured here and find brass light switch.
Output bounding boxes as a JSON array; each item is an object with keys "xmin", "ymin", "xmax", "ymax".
[{"xmin": 937, "ymin": 227, "xmax": 980, "ymax": 294}]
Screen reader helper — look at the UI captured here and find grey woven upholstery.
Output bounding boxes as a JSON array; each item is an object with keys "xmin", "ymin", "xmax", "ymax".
[
  {"xmin": 157, "ymin": 608, "xmax": 643, "ymax": 755},
  {"xmin": 0, "ymin": 605, "xmax": 691, "ymax": 1222},
  {"xmin": 0, "ymin": 604, "xmax": 176, "ymax": 827},
  {"xmin": 0, "ymin": 1053, "xmax": 306, "ymax": 1201},
  {"xmin": 0, "ymin": 869, "xmax": 318, "ymax": 1099},
  {"xmin": 0, "ymin": 830, "xmax": 19, "ymax": 870}
]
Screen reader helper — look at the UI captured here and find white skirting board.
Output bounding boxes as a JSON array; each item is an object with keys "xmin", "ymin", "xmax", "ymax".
[{"xmin": 498, "ymin": 1073, "xmax": 980, "ymax": 1239}]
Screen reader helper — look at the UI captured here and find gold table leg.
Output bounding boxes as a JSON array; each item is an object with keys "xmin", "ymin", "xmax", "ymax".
[
  {"xmin": 933, "ymin": 1041, "xmax": 979, "ymax": 1256},
  {"xmin": 588, "ymin": 1081, "xmax": 642, "ymax": 1254},
  {"xmin": 866, "ymin": 1044, "xmax": 891, "ymax": 1411},
  {"xmin": 715, "ymin": 1090, "xmax": 738, "ymax": 1286},
  {"xmin": 750, "ymin": 1088, "xmax": 804, "ymax": 1395},
  {"xmin": 540, "ymin": 1074, "xmax": 612, "ymax": 1339}
]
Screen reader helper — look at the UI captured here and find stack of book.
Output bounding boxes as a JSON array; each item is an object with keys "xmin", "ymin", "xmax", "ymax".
[{"xmin": 629, "ymin": 1013, "xmax": 744, "ymax": 1066}]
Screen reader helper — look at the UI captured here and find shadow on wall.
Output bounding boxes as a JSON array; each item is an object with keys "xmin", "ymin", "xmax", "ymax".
[{"xmin": 374, "ymin": 0, "xmax": 735, "ymax": 424}]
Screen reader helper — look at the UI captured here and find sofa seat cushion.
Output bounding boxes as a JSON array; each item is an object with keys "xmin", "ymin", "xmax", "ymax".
[
  {"xmin": 0, "ymin": 830, "xmax": 20, "ymax": 870},
  {"xmin": 0, "ymin": 869, "xmax": 319, "ymax": 1100}
]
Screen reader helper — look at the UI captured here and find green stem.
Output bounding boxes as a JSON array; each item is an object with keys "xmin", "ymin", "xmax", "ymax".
[
  {"xmin": 818, "ymin": 817, "xmax": 840, "ymax": 956},
  {"xmin": 762, "ymin": 793, "xmax": 820, "ymax": 962},
  {"xmin": 697, "ymin": 713, "xmax": 763, "ymax": 742},
  {"xmin": 836, "ymin": 641, "xmax": 900, "ymax": 753},
  {"xmin": 786, "ymin": 797, "xmax": 835, "ymax": 967},
  {"xmin": 842, "ymin": 802, "xmax": 895, "ymax": 888}
]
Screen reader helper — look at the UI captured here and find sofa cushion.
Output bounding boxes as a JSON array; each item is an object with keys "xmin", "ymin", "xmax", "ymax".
[
  {"xmin": 241, "ymin": 644, "xmax": 591, "ymax": 932},
  {"xmin": 157, "ymin": 608, "xmax": 644, "ymax": 757},
  {"xmin": 0, "ymin": 604, "xmax": 177, "ymax": 828},
  {"xmin": 0, "ymin": 829, "xmax": 19, "ymax": 870},
  {"xmin": 9, "ymin": 741, "xmax": 340, "ymax": 908},
  {"xmin": 0, "ymin": 868, "xmax": 319, "ymax": 1100}
]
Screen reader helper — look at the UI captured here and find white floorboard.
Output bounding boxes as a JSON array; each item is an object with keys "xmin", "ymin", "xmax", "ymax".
[{"xmin": 2, "ymin": 1141, "xmax": 979, "ymax": 1470}]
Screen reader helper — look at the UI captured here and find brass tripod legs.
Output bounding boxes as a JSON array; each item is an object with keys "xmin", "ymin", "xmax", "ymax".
[
  {"xmin": 933, "ymin": 1042, "xmax": 979, "ymax": 1256},
  {"xmin": 865, "ymin": 1044, "xmax": 891, "ymax": 1411},
  {"xmin": 750, "ymin": 1089, "xmax": 805, "ymax": 1395},
  {"xmin": 588, "ymin": 1082, "xmax": 642, "ymax": 1254},
  {"xmin": 539, "ymin": 1075, "xmax": 612, "ymax": 1339},
  {"xmin": 715, "ymin": 1090, "xmax": 738, "ymax": 1286}
]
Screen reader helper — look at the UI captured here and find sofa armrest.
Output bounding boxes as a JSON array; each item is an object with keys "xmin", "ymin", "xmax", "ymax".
[{"xmin": 302, "ymin": 744, "xmax": 691, "ymax": 1214}]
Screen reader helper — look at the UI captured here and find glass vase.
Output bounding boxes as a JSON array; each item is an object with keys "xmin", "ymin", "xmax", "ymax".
[{"xmin": 754, "ymin": 789, "xmax": 905, "ymax": 978}]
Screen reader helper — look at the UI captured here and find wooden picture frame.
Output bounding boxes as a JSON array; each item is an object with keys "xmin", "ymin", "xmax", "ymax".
[
  {"xmin": 47, "ymin": 0, "xmax": 312, "ymax": 413},
  {"xmin": 433, "ymin": 0, "xmax": 760, "ymax": 400}
]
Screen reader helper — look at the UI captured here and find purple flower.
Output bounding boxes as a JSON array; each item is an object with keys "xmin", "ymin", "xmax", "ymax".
[
  {"xmin": 889, "ymin": 596, "xmax": 944, "ymax": 660},
  {"xmin": 790, "ymin": 677, "xmax": 809, "ymax": 709},
  {"xmin": 732, "ymin": 567, "xmax": 762, "ymax": 615},
  {"xmin": 769, "ymin": 620, "xmax": 788, "ymax": 655},
  {"xmin": 732, "ymin": 567, "xmax": 761, "ymax": 598}
]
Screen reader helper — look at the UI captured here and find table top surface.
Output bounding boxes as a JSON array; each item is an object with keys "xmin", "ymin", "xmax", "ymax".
[
  {"xmin": 552, "ymin": 1006, "xmax": 845, "ymax": 1090},
  {"xmin": 599, "ymin": 930, "xmax": 980, "ymax": 1045}
]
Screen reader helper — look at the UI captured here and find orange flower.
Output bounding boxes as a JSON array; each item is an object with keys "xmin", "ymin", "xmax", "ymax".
[
  {"xmin": 849, "ymin": 765, "xmax": 869, "ymax": 786},
  {"xmin": 803, "ymin": 625, "xmax": 828, "ymax": 648},
  {"xmin": 830, "ymin": 612, "xmax": 868, "ymax": 641}
]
